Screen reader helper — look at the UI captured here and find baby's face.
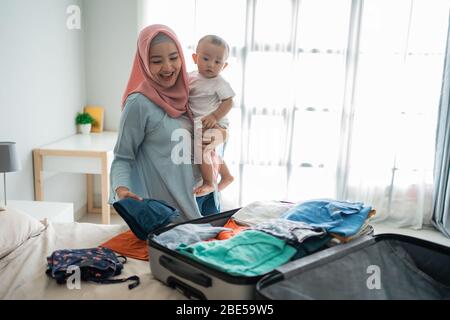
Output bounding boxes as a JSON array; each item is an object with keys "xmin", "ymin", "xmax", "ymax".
[{"xmin": 193, "ymin": 41, "xmax": 228, "ymax": 78}]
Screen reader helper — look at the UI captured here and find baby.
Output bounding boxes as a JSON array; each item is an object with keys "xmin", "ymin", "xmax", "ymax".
[{"xmin": 189, "ymin": 35, "xmax": 234, "ymax": 196}]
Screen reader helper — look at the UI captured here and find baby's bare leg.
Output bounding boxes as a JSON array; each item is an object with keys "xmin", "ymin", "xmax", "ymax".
[
  {"xmin": 193, "ymin": 143, "xmax": 216, "ymax": 196},
  {"xmin": 194, "ymin": 125, "xmax": 229, "ymax": 196},
  {"xmin": 194, "ymin": 161, "xmax": 215, "ymax": 196},
  {"xmin": 218, "ymin": 160, "xmax": 234, "ymax": 192}
]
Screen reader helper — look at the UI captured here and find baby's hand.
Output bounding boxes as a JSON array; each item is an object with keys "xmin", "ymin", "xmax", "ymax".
[{"xmin": 201, "ymin": 114, "xmax": 217, "ymax": 129}]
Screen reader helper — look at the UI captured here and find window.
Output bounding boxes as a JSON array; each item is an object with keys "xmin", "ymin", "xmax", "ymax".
[{"xmin": 142, "ymin": 0, "xmax": 450, "ymax": 227}]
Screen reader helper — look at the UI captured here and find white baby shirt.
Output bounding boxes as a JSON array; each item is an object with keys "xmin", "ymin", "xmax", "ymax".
[{"xmin": 188, "ymin": 71, "xmax": 235, "ymax": 128}]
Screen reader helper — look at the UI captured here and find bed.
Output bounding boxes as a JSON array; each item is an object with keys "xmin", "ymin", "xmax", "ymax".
[{"xmin": 0, "ymin": 207, "xmax": 185, "ymax": 300}]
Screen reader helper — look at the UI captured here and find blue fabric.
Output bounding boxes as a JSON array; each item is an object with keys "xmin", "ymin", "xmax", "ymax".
[
  {"xmin": 281, "ymin": 199, "xmax": 372, "ymax": 237},
  {"xmin": 113, "ymin": 198, "xmax": 180, "ymax": 240},
  {"xmin": 196, "ymin": 192, "xmax": 220, "ymax": 216},
  {"xmin": 291, "ymin": 235, "xmax": 332, "ymax": 260}
]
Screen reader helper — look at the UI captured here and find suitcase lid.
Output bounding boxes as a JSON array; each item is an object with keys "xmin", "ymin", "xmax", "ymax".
[{"xmin": 255, "ymin": 233, "xmax": 450, "ymax": 300}]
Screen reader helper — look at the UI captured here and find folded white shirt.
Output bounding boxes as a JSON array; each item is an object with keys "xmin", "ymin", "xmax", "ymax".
[{"xmin": 232, "ymin": 201, "xmax": 295, "ymax": 226}]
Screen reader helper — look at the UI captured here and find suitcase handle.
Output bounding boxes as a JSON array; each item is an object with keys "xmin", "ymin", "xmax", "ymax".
[
  {"xmin": 167, "ymin": 276, "xmax": 207, "ymax": 300},
  {"xmin": 159, "ymin": 255, "xmax": 212, "ymax": 287}
]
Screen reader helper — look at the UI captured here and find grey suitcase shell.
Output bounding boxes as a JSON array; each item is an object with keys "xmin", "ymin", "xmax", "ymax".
[{"xmin": 256, "ymin": 233, "xmax": 450, "ymax": 300}]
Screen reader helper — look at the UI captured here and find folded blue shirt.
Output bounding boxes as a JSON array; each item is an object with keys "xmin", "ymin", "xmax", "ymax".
[
  {"xmin": 113, "ymin": 198, "xmax": 180, "ymax": 240},
  {"xmin": 281, "ymin": 199, "xmax": 372, "ymax": 237}
]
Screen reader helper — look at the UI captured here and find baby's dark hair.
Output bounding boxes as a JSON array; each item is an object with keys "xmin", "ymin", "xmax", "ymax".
[{"xmin": 196, "ymin": 35, "xmax": 230, "ymax": 59}]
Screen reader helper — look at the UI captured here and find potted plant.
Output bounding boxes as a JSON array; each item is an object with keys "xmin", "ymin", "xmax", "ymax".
[{"xmin": 75, "ymin": 112, "xmax": 95, "ymax": 134}]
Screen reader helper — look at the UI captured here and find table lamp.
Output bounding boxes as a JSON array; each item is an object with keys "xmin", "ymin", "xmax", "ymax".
[{"xmin": 0, "ymin": 142, "xmax": 21, "ymax": 211}]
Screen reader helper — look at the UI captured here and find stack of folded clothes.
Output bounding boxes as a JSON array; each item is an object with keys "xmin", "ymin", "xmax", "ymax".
[
  {"xmin": 153, "ymin": 199, "xmax": 375, "ymax": 277},
  {"xmin": 280, "ymin": 199, "xmax": 376, "ymax": 244}
]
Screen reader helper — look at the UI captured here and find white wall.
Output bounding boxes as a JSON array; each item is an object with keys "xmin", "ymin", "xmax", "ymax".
[
  {"xmin": 0, "ymin": 0, "xmax": 145, "ymax": 214},
  {"xmin": 83, "ymin": 0, "xmax": 138, "ymax": 132},
  {"xmin": 0, "ymin": 0, "xmax": 87, "ymax": 212},
  {"xmin": 83, "ymin": 0, "xmax": 138, "ymax": 206}
]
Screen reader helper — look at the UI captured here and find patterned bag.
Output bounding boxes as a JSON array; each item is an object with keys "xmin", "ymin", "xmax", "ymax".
[{"xmin": 46, "ymin": 247, "xmax": 140, "ymax": 290}]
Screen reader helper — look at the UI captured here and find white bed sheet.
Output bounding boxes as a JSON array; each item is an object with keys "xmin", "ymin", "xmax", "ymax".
[{"xmin": 0, "ymin": 222, "xmax": 185, "ymax": 300}]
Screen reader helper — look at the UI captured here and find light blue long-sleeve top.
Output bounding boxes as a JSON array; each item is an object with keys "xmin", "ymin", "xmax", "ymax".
[{"xmin": 110, "ymin": 93, "xmax": 206, "ymax": 221}]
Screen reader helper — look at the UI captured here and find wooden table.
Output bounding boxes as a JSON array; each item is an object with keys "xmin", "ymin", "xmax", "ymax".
[{"xmin": 33, "ymin": 132, "xmax": 118, "ymax": 224}]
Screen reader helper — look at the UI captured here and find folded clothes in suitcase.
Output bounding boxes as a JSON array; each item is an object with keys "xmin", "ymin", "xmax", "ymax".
[
  {"xmin": 148, "ymin": 209, "xmax": 266, "ymax": 300},
  {"xmin": 256, "ymin": 234, "xmax": 450, "ymax": 300},
  {"xmin": 147, "ymin": 202, "xmax": 372, "ymax": 300}
]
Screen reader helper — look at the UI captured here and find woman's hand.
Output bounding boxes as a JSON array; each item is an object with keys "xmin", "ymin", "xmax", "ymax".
[
  {"xmin": 201, "ymin": 114, "xmax": 217, "ymax": 129},
  {"xmin": 115, "ymin": 186, "xmax": 143, "ymax": 201}
]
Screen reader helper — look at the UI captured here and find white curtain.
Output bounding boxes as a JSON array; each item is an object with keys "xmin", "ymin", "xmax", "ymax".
[
  {"xmin": 432, "ymin": 10, "xmax": 450, "ymax": 238},
  {"xmin": 140, "ymin": 0, "xmax": 450, "ymax": 228}
]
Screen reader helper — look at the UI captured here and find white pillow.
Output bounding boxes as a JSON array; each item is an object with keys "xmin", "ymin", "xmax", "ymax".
[{"xmin": 0, "ymin": 206, "xmax": 47, "ymax": 259}]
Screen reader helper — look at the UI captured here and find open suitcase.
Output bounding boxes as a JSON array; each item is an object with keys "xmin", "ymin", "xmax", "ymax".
[
  {"xmin": 148, "ymin": 208, "xmax": 450, "ymax": 300},
  {"xmin": 147, "ymin": 207, "xmax": 368, "ymax": 300},
  {"xmin": 256, "ymin": 233, "xmax": 450, "ymax": 300}
]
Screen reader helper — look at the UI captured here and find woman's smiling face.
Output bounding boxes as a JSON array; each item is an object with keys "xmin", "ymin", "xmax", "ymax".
[{"xmin": 148, "ymin": 41, "xmax": 182, "ymax": 88}]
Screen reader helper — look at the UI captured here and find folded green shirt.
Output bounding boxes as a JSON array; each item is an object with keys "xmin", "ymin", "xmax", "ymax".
[{"xmin": 176, "ymin": 230, "xmax": 296, "ymax": 277}]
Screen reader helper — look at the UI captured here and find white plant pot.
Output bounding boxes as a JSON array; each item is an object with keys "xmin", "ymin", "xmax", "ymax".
[{"xmin": 78, "ymin": 124, "xmax": 92, "ymax": 134}]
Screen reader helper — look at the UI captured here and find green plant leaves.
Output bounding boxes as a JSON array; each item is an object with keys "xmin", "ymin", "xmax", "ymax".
[{"xmin": 75, "ymin": 112, "xmax": 96, "ymax": 125}]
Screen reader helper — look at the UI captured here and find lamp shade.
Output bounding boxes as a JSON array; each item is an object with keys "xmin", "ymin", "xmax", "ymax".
[{"xmin": 0, "ymin": 142, "xmax": 21, "ymax": 173}]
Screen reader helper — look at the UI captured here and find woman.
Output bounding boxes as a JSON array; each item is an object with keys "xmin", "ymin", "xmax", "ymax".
[{"xmin": 110, "ymin": 24, "xmax": 220, "ymax": 221}]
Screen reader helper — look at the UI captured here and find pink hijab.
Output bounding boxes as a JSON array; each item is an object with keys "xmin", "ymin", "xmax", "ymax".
[{"xmin": 121, "ymin": 24, "xmax": 189, "ymax": 118}]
